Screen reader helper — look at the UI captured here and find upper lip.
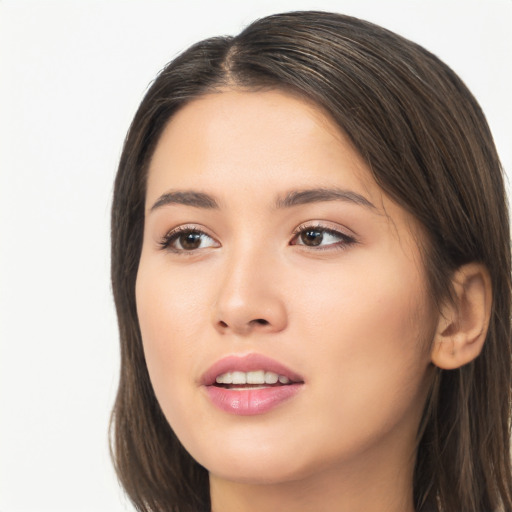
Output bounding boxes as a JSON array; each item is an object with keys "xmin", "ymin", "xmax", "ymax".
[{"xmin": 201, "ymin": 353, "xmax": 304, "ymax": 386}]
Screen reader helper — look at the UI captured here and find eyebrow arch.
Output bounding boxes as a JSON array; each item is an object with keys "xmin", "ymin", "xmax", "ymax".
[
  {"xmin": 275, "ymin": 188, "xmax": 375, "ymax": 209},
  {"xmin": 150, "ymin": 191, "xmax": 219, "ymax": 212}
]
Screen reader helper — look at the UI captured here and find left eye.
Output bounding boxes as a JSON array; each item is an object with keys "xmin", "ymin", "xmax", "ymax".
[{"xmin": 291, "ymin": 227, "xmax": 354, "ymax": 248}]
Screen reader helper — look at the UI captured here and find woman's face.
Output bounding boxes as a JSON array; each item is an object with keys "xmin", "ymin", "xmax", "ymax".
[{"xmin": 136, "ymin": 89, "xmax": 436, "ymax": 485}]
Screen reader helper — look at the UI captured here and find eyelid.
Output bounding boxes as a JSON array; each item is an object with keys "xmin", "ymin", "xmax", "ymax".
[
  {"xmin": 158, "ymin": 224, "xmax": 220, "ymax": 252},
  {"xmin": 290, "ymin": 221, "xmax": 358, "ymax": 249},
  {"xmin": 293, "ymin": 220, "xmax": 357, "ymax": 239}
]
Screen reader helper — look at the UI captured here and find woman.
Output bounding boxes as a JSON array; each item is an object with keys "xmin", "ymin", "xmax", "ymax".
[{"xmin": 110, "ymin": 11, "xmax": 512, "ymax": 512}]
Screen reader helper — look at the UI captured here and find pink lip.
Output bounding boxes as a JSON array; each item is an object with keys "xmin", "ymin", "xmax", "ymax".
[{"xmin": 201, "ymin": 353, "xmax": 304, "ymax": 416}]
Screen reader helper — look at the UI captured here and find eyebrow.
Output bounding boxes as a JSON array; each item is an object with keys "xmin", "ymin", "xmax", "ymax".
[
  {"xmin": 275, "ymin": 188, "xmax": 375, "ymax": 209},
  {"xmin": 150, "ymin": 191, "xmax": 219, "ymax": 211},
  {"xmin": 149, "ymin": 187, "xmax": 375, "ymax": 213}
]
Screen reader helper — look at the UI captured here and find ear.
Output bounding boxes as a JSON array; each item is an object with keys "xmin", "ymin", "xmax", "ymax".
[{"xmin": 431, "ymin": 263, "xmax": 492, "ymax": 370}]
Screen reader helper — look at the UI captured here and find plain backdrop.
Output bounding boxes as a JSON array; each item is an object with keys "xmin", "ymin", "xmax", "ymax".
[{"xmin": 0, "ymin": 1, "xmax": 510, "ymax": 511}]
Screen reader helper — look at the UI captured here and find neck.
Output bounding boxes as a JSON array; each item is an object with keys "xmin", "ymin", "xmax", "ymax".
[{"xmin": 209, "ymin": 441, "xmax": 417, "ymax": 512}]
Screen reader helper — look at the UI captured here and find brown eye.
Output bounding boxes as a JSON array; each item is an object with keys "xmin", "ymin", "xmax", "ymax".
[
  {"xmin": 179, "ymin": 232, "xmax": 203, "ymax": 250},
  {"xmin": 160, "ymin": 228, "xmax": 219, "ymax": 252},
  {"xmin": 292, "ymin": 225, "xmax": 356, "ymax": 250},
  {"xmin": 300, "ymin": 230, "xmax": 323, "ymax": 246}
]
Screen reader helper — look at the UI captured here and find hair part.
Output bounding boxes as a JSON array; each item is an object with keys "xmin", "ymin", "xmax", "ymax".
[{"xmin": 110, "ymin": 11, "xmax": 512, "ymax": 511}]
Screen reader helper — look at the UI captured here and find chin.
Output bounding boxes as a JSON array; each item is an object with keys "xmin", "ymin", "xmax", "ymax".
[
  {"xmin": 207, "ymin": 457, "xmax": 312, "ymax": 486},
  {"xmin": 189, "ymin": 434, "xmax": 327, "ymax": 486}
]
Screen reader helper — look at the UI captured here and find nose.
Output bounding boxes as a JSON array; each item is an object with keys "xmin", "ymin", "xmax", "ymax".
[{"xmin": 212, "ymin": 248, "xmax": 288, "ymax": 336}]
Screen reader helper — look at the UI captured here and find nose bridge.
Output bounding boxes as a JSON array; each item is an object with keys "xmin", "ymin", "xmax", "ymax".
[{"xmin": 213, "ymin": 237, "xmax": 287, "ymax": 335}]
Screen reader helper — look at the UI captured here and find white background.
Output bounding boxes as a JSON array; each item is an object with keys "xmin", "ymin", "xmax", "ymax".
[{"xmin": 0, "ymin": 1, "xmax": 510, "ymax": 511}]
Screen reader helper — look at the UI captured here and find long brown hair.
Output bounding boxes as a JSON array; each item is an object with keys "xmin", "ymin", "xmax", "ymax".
[{"xmin": 110, "ymin": 11, "xmax": 512, "ymax": 511}]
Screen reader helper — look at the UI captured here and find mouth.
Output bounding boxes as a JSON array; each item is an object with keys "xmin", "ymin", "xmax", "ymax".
[
  {"xmin": 201, "ymin": 353, "xmax": 304, "ymax": 415},
  {"xmin": 214, "ymin": 370, "xmax": 295, "ymax": 389},
  {"xmin": 202, "ymin": 353, "xmax": 304, "ymax": 387}
]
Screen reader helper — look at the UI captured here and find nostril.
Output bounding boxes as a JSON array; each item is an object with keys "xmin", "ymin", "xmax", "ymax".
[{"xmin": 216, "ymin": 318, "xmax": 272, "ymax": 332}]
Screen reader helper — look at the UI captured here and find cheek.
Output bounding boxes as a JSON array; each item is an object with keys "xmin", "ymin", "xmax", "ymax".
[
  {"xmin": 294, "ymin": 251, "xmax": 434, "ymax": 432},
  {"xmin": 296, "ymin": 249, "xmax": 433, "ymax": 351},
  {"xmin": 135, "ymin": 260, "xmax": 207, "ymax": 403},
  {"xmin": 136, "ymin": 254, "xmax": 210, "ymax": 343},
  {"xmin": 136, "ymin": 260, "xmax": 233, "ymax": 457}
]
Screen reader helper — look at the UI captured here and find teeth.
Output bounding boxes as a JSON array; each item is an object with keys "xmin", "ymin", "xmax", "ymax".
[
  {"xmin": 247, "ymin": 370, "xmax": 265, "ymax": 384},
  {"xmin": 215, "ymin": 370, "xmax": 291, "ymax": 385},
  {"xmin": 215, "ymin": 373, "xmax": 227, "ymax": 384},
  {"xmin": 231, "ymin": 371, "xmax": 246, "ymax": 385},
  {"xmin": 264, "ymin": 371, "xmax": 278, "ymax": 384}
]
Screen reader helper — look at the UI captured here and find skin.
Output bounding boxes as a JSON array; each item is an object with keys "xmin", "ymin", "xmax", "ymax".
[{"xmin": 136, "ymin": 89, "xmax": 440, "ymax": 512}]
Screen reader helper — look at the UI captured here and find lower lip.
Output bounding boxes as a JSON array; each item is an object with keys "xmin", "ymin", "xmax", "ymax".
[{"xmin": 204, "ymin": 384, "xmax": 303, "ymax": 416}]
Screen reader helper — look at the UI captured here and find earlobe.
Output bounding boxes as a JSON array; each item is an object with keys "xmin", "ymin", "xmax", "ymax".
[{"xmin": 431, "ymin": 263, "xmax": 492, "ymax": 370}]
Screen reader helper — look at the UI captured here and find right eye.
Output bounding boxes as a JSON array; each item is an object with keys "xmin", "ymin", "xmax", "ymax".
[{"xmin": 160, "ymin": 227, "xmax": 219, "ymax": 252}]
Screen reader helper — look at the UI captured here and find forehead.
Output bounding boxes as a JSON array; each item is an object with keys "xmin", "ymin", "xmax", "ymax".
[{"xmin": 146, "ymin": 89, "xmax": 381, "ymax": 206}]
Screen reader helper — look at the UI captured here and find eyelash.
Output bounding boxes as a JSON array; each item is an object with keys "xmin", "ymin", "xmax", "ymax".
[
  {"xmin": 290, "ymin": 223, "xmax": 357, "ymax": 251},
  {"xmin": 159, "ymin": 223, "xmax": 357, "ymax": 253},
  {"xmin": 158, "ymin": 225, "xmax": 217, "ymax": 253}
]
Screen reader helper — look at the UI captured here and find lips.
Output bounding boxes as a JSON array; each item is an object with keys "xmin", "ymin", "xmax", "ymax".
[{"xmin": 201, "ymin": 353, "xmax": 304, "ymax": 416}]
